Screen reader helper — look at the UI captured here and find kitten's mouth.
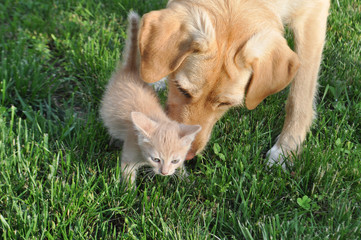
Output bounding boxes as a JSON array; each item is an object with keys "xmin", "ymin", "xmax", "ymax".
[{"xmin": 159, "ymin": 171, "xmax": 172, "ymax": 176}]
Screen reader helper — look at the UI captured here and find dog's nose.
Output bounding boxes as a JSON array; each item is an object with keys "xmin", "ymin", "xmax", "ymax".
[{"xmin": 186, "ymin": 151, "xmax": 195, "ymax": 160}]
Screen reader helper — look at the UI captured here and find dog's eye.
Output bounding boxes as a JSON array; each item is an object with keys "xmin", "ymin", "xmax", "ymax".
[
  {"xmin": 177, "ymin": 87, "xmax": 192, "ymax": 98},
  {"xmin": 218, "ymin": 102, "xmax": 232, "ymax": 107},
  {"xmin": 174, "ymin": 81, "xmax": 192, "ymax": 98}
]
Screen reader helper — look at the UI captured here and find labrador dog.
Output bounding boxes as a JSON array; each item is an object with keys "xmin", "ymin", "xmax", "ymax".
[{"xmin": 138, "ymin": 0, "xmax": 330, "ymax": 167}]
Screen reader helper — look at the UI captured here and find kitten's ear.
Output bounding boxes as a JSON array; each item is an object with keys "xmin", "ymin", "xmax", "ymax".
[
  {"xmin": 179, "ymin": 124, "xmax": 202, "ymax": 146},
  {"xmin": 131, "ymin": 112, "xmax": 158, "ymax": 138}
]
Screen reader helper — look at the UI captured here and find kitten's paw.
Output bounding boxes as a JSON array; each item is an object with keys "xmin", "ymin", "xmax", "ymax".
[
  {"xmin": 121, "ymin": 167, "xmax": 137, "ymax": 188},
  {"xmin": 121, "ymin": 176, "xmax": 136, "ymax": 190}
]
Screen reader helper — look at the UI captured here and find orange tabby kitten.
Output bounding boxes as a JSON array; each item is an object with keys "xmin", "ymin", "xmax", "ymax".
[{"xmin": 100, "ymin": 12, "xmax": 201, "ymax": 185}]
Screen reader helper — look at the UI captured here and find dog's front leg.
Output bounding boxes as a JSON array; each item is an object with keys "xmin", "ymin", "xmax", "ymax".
[{"xmin": 267, "ymin": 1, "xmax": 330, "ymax": 168}]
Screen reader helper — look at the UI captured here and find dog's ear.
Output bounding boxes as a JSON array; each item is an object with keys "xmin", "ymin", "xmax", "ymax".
[
  {"xmin": 240, "ymin": 31, "xmax": 300, "ymax": 110},
  {"xmin": 139, "ymin": 8, "xmax": 215, "ymax": 83}
]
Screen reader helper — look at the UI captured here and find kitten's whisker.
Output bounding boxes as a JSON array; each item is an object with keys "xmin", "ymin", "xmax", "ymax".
[
  {"xmin": 174, "ymin": 173, "xmax": 183, "ymax": 185},
  {"xmin": 149, "ymin": 172, "xmax": 156, "ymax": 181},
  {"xmin": 144, "ymin": 169, "xmax": 155, "ymax": 180},
  {"xmin": 171, "ymin": 174, "xmax": 176, "ymax": 183},
  {"xmin": 175, "ymin": 169, "xmax": 183, "ymax": 180},
  {"xmin": 175, "ymin": 175, "xmax": 180, "ymax": 185},
  {"xmin": 142, "ymin": 168, "xmax": 152, "ymax": 174}
]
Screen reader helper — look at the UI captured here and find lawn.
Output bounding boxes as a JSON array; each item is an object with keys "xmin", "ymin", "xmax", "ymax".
[{"xmin": 0, "ymin": 0, "xmax": 360, "ymax": 239}]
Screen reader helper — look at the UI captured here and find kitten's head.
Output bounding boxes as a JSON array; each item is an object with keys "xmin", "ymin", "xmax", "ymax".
[{"xmin": 131, "ymin": 112, "xmax": 201, "ymax": 176}]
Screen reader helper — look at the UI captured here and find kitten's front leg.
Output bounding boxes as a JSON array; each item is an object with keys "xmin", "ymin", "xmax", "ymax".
[
  {"xmin": 120, "ymin": 133, "xmax": 144, "ymax": 186},
  {"xmin": 121, "ymin": 160, "xmax": 137, "ymax": 185}
]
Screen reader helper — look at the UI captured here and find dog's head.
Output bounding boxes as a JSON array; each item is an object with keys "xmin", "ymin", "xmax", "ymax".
[{"xmin": 139, "ymin": 3, "xmax": 300, "ymax": 158}]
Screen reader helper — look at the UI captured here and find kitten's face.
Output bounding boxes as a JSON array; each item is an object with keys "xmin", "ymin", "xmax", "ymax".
[
  {"xmin": 131, "ymin": 112, "xmax": 201, "ymax": 176},
  {"xmin": 141, "ymin": 143, "xmax": 185, "ymax": 176}
]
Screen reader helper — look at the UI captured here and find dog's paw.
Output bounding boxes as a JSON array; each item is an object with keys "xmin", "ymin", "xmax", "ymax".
[{"xmin": 266, "ymin": 145, "xmax": 288, "ymax": 169}]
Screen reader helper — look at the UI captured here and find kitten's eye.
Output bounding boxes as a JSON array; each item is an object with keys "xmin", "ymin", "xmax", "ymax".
[
  {"xmin": 151, "ymin": 157, "xmax": 161, "ymax": 163},
  {"xmin": 171, "ymin": 159, "xmax": 180, "ymax": 164}
]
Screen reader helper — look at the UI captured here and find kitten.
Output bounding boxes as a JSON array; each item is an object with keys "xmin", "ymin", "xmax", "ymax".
[{"xmin": 99, "ymin": 12, "xmax": 201, "ymax": 185}]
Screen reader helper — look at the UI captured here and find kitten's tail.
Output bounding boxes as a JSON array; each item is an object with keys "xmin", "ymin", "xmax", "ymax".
[{"xmin": 122, "ymin": 11, "xmax": 140, "ymax": 73}]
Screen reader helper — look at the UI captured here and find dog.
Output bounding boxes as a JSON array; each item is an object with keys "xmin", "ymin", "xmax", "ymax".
[{"xmin": 138, "ymin": 0, "xmax": 330, "ymax": 167}]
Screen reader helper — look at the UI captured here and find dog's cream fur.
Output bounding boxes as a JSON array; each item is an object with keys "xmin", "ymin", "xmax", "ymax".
[{"xmin": 139, "ymin": 0, "xmax": 330, "ymax": 165}]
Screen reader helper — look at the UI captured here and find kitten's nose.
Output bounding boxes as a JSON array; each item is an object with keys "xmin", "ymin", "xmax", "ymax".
[
  {"xmin": 186, "ymin": 151, "xmax": 195, "ymax": 160},
  {"xmin": 161, "ymin": 172, "xmax": 168, "ymax": 176}
]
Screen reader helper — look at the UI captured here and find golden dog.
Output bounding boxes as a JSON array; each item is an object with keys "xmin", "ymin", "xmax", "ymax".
[{"xmin": 138, "ymin": 0, "xmax": 330, "ymax": 167}]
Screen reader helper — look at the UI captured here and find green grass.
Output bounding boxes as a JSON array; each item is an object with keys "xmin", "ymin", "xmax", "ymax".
[{"xmin": 1, "ymin": 0, "xmax": 360, "ymax": 239}]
